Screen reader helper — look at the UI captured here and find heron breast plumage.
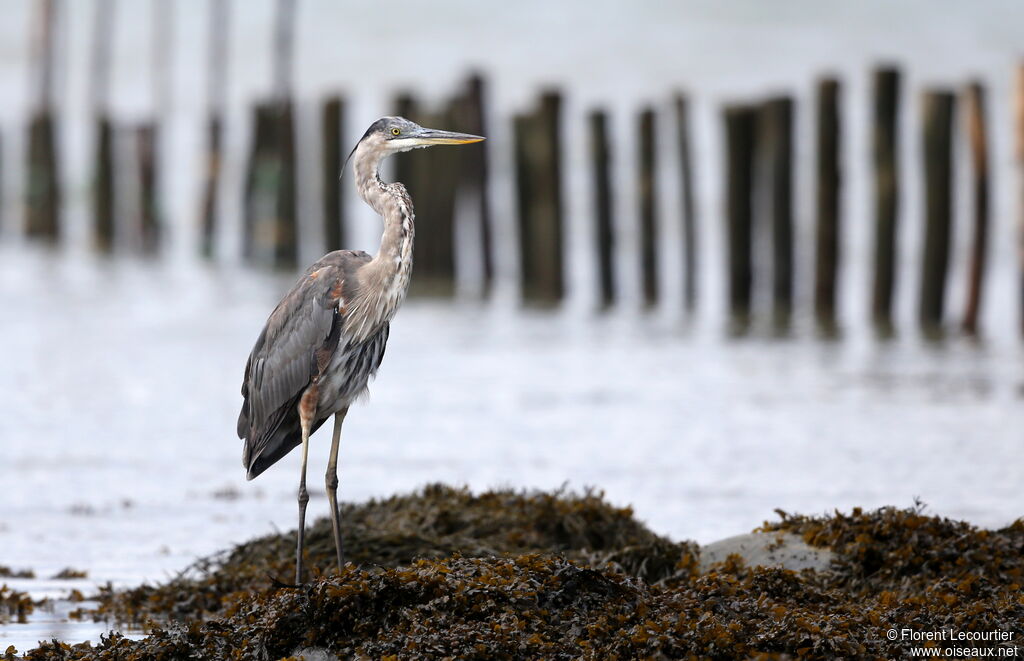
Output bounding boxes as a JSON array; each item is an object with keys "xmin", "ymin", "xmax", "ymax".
[{"xmin": 316, "ymin": 324, "xmax": 390, "ymax": 415}]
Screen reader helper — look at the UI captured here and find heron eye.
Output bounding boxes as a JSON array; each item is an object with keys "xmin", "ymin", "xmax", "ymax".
[{"xmin": 391, "ymin": 128, "xmax": 401, "ymax": 136}]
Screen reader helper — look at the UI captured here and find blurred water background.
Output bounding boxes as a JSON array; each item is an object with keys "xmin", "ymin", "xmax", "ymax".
[{"xmin": 2, "ymin": 0, "xmax": 1024, "ymax": 648}]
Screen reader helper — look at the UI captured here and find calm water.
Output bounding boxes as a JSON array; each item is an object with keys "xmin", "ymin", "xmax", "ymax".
[
  {"xmin": 2, "ymin": 244, "xmax": 1022, "ymax": 649},
  {"xmin": 3, "ymin": 0, "xmax": 1024, "ymax": 650}
]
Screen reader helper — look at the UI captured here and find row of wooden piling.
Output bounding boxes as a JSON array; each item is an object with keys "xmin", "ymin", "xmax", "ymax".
[
  {"xmin": 722, "ymin": 71, "xmax": 997, "ymax": 338},
  {"xmin": 10, "ymin": 74, "xmax": 1011, "ymax": 338},
  {"xmin": 587, "ymin": 95, "xmax": 698, "ymax": 312},
  {"xmin": 25, "ymin": 0, "xmax": 164, "ymax": 253},
  {"xmin": 11, "ymin": 0, "xmax": 1024, "ymax": 339}
]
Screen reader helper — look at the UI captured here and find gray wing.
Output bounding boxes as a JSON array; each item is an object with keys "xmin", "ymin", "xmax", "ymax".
[{"xmin": 237, "ymin": 250, "xmax": 371, "ymax": 479}]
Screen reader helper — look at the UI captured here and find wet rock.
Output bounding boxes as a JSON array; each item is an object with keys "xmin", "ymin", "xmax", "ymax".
[
  {"xmin": 699, "ymin": 531, "xmax": 834, "ymax": 573},
  {"xmin": 292, "ymin": 647, "xmax": 339, "ymax": 661}
]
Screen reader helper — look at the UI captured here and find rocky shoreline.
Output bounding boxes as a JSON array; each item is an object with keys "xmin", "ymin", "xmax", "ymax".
[{"xmin": 6, "ymin": 485, "xmax": 1024, "ymax": 660}]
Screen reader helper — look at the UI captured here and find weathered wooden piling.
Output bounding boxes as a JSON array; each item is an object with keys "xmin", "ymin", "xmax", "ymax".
[
  {"xmin": 813, "ymin": 78, "xmax": 842, "ymax": 334},
  {"xmin": 675, "ymin": 94, "xmax": 697, "ymax": 313},
  {"xmin": 136, "ymin": 123, "xmax": 160, "ymax": 253},
  {"xmin": 514, "ymin": 113, "xmax": 530, "ymax": 293},
  {"xmin": 871, "ymin": 67, "xmax": 901, "ymax": 334},
  {"xmin": 762, "ymin": 96, "xmax": 794, "ymax": 330},
  {"xmin": 137, "ymin": 0, "xmax": 171, "ymax": 254},
  {"xmin": 275, "ymin": 101, "xmax": 298, "ymax": 268},
  {"xmin": 243, "ymin": 101, "xmax": 298, "ymax": 268},
  {"xmin": 919, "ymin": 90, "xmax": 956, "ymax": 336},
  {"xmin": 26, "ymin": 112, "xmax": 60, "ymax": 241},
  {"xmin": 200, "ymin": 114, "xmax": 223, "ymax": 258},
  {"xmin": 93, "ymin": 116, "xmax": 115, "ymax": 252},
  {"xmin": 393, "ymin": 93, "xmax": 459, "ymax": 296},
  {"xmin": 457, "ymin": 74, "xmax": 493, "ymax": 295},
  {"xmin": 242, "ymin": 104, "xmax": 266, "ymax": 261},
  {"xmin": 515, "ymin": 91, "xmax": 565, "ymax": 305},
  {"xmin": 723, "ymin": 105, "xmax": 758, "ymax": 329},
  {"xmin": 272, "ymin": 0, "xmax": 297, "ymax": 269},
  {"xmin": 638, "ymin": 107, "xmax": 658, "ymax": 307},
  {"xmin": 1015, "ymin": 64, "xmax": 1024, "ymax": 337},
  {"xmin": 199, "ymin": 0, "xmax": 228, "ymax": 258},
  {"xmin": 589, "ymin": 110, "xmax": 615, "ymax": 308},
  {"xmin": 962, "ymin": 82, "xmax": 989, "ymax": 336},
  {"xmin": 25, "ymin": 0, "xmax": 61, "ymax": 241},
  {"xmin": 242, "ymin": 0, "xmax": 297, "ymax": 269},
  {"xmin": 91, "ymin": 0, "xmax": 116, "ymax": 252},
  {"xmin": 321, "ymin": 95, "xmax": 345, "ymax": 252}
]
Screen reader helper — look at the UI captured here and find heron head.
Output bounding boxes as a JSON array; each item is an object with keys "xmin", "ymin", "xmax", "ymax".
[{"xmin": 359, "ymin": 116, "xmax": 484, "ymax": 154}]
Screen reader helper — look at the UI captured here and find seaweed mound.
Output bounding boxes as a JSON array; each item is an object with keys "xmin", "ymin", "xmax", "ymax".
[
  {"xmin": 18, "ymin": 489, "xmax": 1024, "ymax": 660},
  {"xmin": 93, "ymin": 484, "xmax": 696, "ymax": 624},
  {"xmin": 762, "ymin": 503, "xmax": 1024, "ymax": 596},
  {"xmin": 25, "ymin": 552, "xmax": 1024, "ymax": 660}
]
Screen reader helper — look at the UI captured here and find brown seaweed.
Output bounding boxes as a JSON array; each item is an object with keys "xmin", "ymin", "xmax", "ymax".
[{"xmin": 14, "ymin": 488, "xmax": 1024, "ymax": 660}]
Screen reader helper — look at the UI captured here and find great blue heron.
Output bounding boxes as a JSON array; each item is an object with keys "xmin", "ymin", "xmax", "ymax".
[{"xmin": 236, "ymin": 117, "xmax": 484, "ymax": 584}]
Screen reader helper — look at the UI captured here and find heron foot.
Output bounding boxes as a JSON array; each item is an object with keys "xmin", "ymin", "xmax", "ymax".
[{"xmin": 267, "ymin": 573, "xmax": 301, "ymax": 589}]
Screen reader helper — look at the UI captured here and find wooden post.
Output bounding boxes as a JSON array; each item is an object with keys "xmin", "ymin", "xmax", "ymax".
[
  {"xmin": 515, "ymin": 91, "xmax": 565, "ymax": 304},
  {"xmin": 93, "ymin": 116, "xmax": 115, "ymax": 252},
  {"xmin": 243, "ymin": 102, "xmax": 274, "ymax": 263},
  {"xmin": 814, "ymin": 77, "xmax": 842, "ymax": 334},
  {"xmin": 242, "ymin": 103, "xmax": 262, "ymax": 261},
  {"xmin": 431, "ymin": 99, "xmax": 462, "ymax": 295},
  {"xmin": 89, "ymin": 0, "xmax": 118, "ymax": 252},
  {"xmin": 638, "ymin": 107, "xmax": 658, "ymax": 307},
  {"xmin": 137, "ymin": 0, "xmax": 170, "ymax": 254},
  {"xmin": 589, "ymin": 109, "xmax": 615, "ymax": 308},
  {"xmin": 762, "ymin": 96, "xmax": 794, "ymax": 330},
  {"xmin": 424, "ymin": 103, "xmax": 460, "ymax": 296},
  {"xmin": 199, "ymin": 0, "xmax": 228, "ymax": 258},
  {"xmin": 321, "ymin": 95, "xmax": 345, "ymax": 252},
  {"xmin": 458, "ymin": 74, "xmax": 493, "ymax": 295},
  {"xmin": 200, "ymin": 114, "xmax": 223, "ymax": 258},
  {"xmin": 25, "ymin": 0, "xmax": 61, "ymax": 241},
  {"xmin": 393, "ymin": 93, "xmax": 458, "ymax": 296},
  {"xmin": 723, "ymin": 105, "xmax": 757, "ymax": 330},
  {"xmin": 136, "ymin": 123, "xmax": 159, "ymax": 253},
  {"xmin": 1015, "ymin": 64, "xmax": 1024, "ymax": 337},
  {"xmin": 919, "ymin": 90, "xmax": 956, "ymax": 337},
  {"xmin": 540, "ymin": 90, "xmax": 565, "ymax": 303},
  {"xmin": 871, "ymin": 67, "xmax": 901, "ymax": 335},
  {"xmin": 272, "ymin": 0, "xmax": 297, "ymax": 269},
  {"xmin": 91, "ymin": 0, "xmax": 116, "ymax": 252},
  {"xmin": 513, "ymin": 113, "xmax": 532, "ymax": 300},
  {"xmin": 275, "ymin": 99, "xmax": 298, "ymax": 269},
  {"xmin": 240, "ymin": 0, "xmax": 297, "ymax": 268},
  {"xmin": 675, "ymin": 94, "xmax": 697, "ymax": 313},
  {"xmin": 962, "ymin": 81, "xmax": 989, "ymax": 336}
]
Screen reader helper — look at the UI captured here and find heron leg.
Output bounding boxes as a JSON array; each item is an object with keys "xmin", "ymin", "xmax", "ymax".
[
  {"xmin": 295, "ymin": 389, "xmax": 317, "ymax": 585},
  {"xmin": 325, "ymin": 407, "xmax": 348, "ymax": 573}
]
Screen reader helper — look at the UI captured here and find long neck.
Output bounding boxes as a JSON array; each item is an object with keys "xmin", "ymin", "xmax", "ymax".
[{"xmin": 347, "ymin": 142, "xmax": 415, "ymax": 338}]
